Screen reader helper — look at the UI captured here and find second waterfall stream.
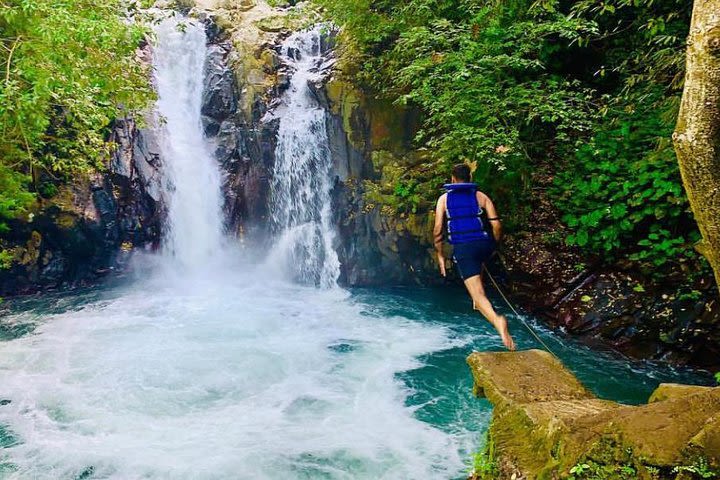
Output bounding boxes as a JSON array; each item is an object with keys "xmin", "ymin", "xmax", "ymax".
[{"xmin": 270, "ymin": 26, "xmax": 341, "ymax": 288}]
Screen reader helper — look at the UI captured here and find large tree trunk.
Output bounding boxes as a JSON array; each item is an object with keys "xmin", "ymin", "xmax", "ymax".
[{"xmin": 673, "ymin": 0, "xmax": 720, "ymax": 293}]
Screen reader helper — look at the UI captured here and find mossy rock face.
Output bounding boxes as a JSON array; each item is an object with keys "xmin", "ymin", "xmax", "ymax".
[
  {"xmin": 468, "ymin": 350, "xmax": 620, "ymax": 479},
  {"xmin": 254, "ymin": 14, "xmax": 288, "ymax": 32},
  {"xmin": 325, "ymin": 78, "xmax": 365, "ymax": 149},
  {"xmin": 16, "ymin": 231, "xmax": 42, "ymax": 267},
  {"xmin": 227, "ymin": 0, "xmax": 256, "ymax": 11},
  {"xmin": 468, "ymin": 351, "xmax": 594, "ymax": 405},
  {"xmin": 55, "ymin": 213, "xmax": 78, "ymax": 230},
  {"xmin": 689, "ymin": 415, "xmax": 720, "ymax": 469},
  {"xmin": 366, "ymin": 98, "xmax": 419, "ymax": 154},
  {"xmin": 324, "ymin": 76, "xmax": 421, "ymax": 155},
  {"xmin": 648, "ymin": 383, "xmax": 715, "ymax": 403},
  {"xmin": 467, "ymin": 350, "xmax": 720, "ymax": 479}
]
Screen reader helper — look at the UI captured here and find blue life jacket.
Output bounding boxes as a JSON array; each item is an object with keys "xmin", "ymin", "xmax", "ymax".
[{"xmin": 444, "ymin": 183, "xmax": 492, "ymax": 245}]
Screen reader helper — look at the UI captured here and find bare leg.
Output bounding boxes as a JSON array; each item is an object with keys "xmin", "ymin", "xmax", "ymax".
[{"xmin": 463, "ymin": 273, "xmax": 516, "ymax": 351}]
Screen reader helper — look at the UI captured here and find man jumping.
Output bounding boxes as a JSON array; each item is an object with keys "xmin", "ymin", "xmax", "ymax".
[{"xmin": 433, "ymin": 163, "xmax": 516, "ymax": 350}]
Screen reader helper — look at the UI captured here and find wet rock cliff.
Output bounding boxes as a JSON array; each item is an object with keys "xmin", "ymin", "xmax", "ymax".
[
  {"xmin": 0, "ymin": 118, "xmax": 163, "ymax": 296},
  {"xmin": 0, "ymin": 11, "xmax": 258, "ymax": 296}
]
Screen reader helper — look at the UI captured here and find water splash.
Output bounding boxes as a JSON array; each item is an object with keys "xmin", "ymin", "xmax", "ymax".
[
  {"xmin": 270, "ymin": 26, "xmax": 340, "ymax": 288},
  {"xmin": 153, "ymin": 16, "xmax": 225, "ymax": 269}
]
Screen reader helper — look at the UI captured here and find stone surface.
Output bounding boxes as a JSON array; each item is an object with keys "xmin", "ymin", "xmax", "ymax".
[
  {"xmin": 648, "ymin": 383, "xmax": 716, "ymax": 403},
  {"xmin": 467, "ymin": 350, "xmax": 594, "ymax": 405},
  {"xmin": 0, "ymin": 117, "xmax": 162, "ymax": 295},
  {"xmin": 468, "ymin": 350, "xmax": 720, "ymax": 479},
  {"xmin": 315, "ymin": 75, "xmax": 446, "ymax": 286}
]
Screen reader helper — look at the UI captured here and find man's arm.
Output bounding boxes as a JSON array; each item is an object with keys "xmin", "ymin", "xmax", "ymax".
[
  {"xmin": 478, "ymin": 192, "xmax": 502, "ymax": 242},
  {"xmin": 433, "ymin": 194, "xmax": 447, "ymax": 276},
  {"xmin": 433, "ymin": 194, "xmax": 446, "ymax": 253}
]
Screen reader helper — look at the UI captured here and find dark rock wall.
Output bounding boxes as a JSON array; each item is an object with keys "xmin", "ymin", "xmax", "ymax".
[
  {"xmin": 0, "ymin": 118, "xmax": 162, "ymax": 295},
  {"xmin": 311, "ymin": 73, "xmax": 442, "ymax": 286},
  {"xmin": 0, "ymin": 17, "xmax": 255, "ymax": 296},
  {"xmin": 200, "ymin": 19, "xmax": 275, "ymax": 242}
]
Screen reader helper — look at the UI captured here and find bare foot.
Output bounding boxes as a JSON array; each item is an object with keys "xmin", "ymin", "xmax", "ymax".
[{"xmin": 495, "ymin": 315, "xmax": 516, "ymax": 351}]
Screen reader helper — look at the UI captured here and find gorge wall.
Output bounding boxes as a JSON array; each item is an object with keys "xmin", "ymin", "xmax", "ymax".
[
  {"xmin": 0, "ymin": 4, "xmax": 283, "ymax": 295},
  {"xmin": 0, "ymin": 116, "xmax": 163, "ymax": 296}
]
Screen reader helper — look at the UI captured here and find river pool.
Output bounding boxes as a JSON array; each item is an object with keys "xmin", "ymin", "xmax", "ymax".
[{"xmin": 0, "ymin": 259, "xmax": 710, "ymax": 479}]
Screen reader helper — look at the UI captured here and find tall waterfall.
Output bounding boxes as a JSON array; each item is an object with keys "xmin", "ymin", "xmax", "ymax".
[
  {"xmin": 153, "ymin": 16, "xmax": 225, "ymax": 268},
  {"xmin": 270, "ymin": 26, "xmax": 340, "ymax": 288}
]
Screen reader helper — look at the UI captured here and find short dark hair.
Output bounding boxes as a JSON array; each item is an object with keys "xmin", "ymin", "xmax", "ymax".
[{"xmin": 451, "ymin": 163, "xmax": 471, "ymax": 183}]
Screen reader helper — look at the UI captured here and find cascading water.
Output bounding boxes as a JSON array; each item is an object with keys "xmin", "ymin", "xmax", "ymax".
[
  {"xmin": 270, "ymin": 26, "xmax": 341, "ymax": 288},
  {"xmin": 153, "ymin": 16, "xmax": 225, "ymax": 268}
]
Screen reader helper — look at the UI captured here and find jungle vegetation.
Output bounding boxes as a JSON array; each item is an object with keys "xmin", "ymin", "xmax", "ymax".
[
  {"xmin": 0, "ymin": 0, "xmax": 153, "ymax": 265},
  {"xmin": 312, "ymin": 0, "xmax": 706, "ymax": 281}
]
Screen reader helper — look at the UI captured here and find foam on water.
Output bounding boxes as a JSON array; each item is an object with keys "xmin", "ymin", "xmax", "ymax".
[{"xmin": 0, "ymin": 264, "xmax": 469, "ymax": 479}]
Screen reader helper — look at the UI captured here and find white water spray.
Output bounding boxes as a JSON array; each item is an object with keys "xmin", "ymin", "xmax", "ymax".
[
  {"xmin": 153, "ymin": 16, "xmax": 225, "ymax": 268},
  {"xmin": 0, "ymin": 18, "xmax": 485, "ymax": 480},
  {"xmin": 270, "ymin": 27, "xmax": 341, "ymax": 288}
]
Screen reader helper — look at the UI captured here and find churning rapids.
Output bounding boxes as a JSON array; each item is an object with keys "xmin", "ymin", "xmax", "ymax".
[{"xmin": 0, "ymin": 16, "xmax": 710, "ymax": 480}]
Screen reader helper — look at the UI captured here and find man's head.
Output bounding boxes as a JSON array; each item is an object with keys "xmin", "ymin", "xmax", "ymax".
[{"xmin": 451, "ymin": 163, "xmax": 472, "ymax": 183}]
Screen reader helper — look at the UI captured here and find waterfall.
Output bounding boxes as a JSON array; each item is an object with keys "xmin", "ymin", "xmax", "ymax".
[
  {"xmin": 270, "ymin": 26, "xmax": 340, "ymax": 288},
  {"xmin": 153, "ymin": 16, "xmax": 225, "ymax": 268}
]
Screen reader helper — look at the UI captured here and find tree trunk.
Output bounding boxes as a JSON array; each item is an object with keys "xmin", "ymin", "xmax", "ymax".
[{"xmin": 673, "ymin": 0, "xmax": 720, "ymax": 293}]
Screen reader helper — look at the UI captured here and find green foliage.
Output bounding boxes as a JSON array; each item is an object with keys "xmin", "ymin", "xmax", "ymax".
[
  {"xmin": 715, "ymin": 372, "xmax": 720, "ymax": 386},
  {"xmin": 547, "ymin": 0, "xmax": 699, "ymax": 276},
  {"xmin": 362, "ymin": 152, "xmax": 439, "ymax": 215},
  {"xmin": 552, "ymin": 98, "xmax": 699, "ymax": 276},
  {"xmin": 468, "ymin": 434, "xmax": 497, "ymax": 479},
  {"xmin": 0, "ymin": 164, "xmax": 33, "ymax": 228},
  {"xmin": 673, "ymin": 458, "xmax": 718, "ymax": 479},
  {"xmin": 0, "ymin": 0, "xmax": 153, "ymax": 234},
  {"xmin": 568, "ymin": 457, "xmax": 719, "ymax": 480},
  {"xmin": 316, "ymin": 0, "xmax": 702, "ymax": 279},
  {"xmin": 37, "ymin": 182, "xmax": 58, "ymax": 200},
  {"xmin": 569, "ymin": 460, "xmax": 639, "ymax": 480},
  {"xmin": 0, "ymin": 250, "xmax": 13, "ymax": 269},
  {"xmin": 315, "ymin": 0, "xmax": 598, "ymax": 222},
  {"xmin": 570, "ymin": 463, "xmax": 592, "ymax": 477}
]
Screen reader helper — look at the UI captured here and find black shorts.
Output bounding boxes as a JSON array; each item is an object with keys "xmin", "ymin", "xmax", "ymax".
[{"xmin": 452, "ymin": 240, "xmax": 496, "ymax": 280}]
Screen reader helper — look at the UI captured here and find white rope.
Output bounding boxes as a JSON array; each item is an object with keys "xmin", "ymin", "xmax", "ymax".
[{"xmin": 483, "ymin": 264, "xmax": 560, "ymax": 358}]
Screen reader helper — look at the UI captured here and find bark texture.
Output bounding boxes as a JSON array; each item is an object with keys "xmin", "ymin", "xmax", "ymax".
[{"xmin": 673, "ymin": 0, "xmax": 720, "ymax": 293}]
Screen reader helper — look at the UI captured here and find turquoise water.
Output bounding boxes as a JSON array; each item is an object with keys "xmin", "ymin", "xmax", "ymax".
[
  {"xmin": 353, "ymin": 286, "xmax": 712, "ymax": 451},
  {"xmin": 0, "ymin": 272, "xmax": 711, "ymax": 479}
]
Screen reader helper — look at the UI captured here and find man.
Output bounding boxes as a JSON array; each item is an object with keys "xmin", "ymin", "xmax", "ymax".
[{"xmin": 433, "ymin": 163, "xmax": 516, "ymax": 350}]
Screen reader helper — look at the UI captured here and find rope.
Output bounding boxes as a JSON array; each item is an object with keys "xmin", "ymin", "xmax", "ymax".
[{"xmin": 482, "ymin": 264, "xmax": 560, "ymax": 359}]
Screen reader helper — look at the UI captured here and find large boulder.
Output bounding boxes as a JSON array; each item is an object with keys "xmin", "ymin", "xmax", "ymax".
[{"xmin": 467, "ymin": 350, "xmax": 720, "ymax": 479}]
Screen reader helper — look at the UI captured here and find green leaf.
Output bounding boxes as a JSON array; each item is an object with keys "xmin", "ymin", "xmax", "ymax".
[{"xmin": 576, "ymin": 230, "xmax": 589, "ymax": 247}]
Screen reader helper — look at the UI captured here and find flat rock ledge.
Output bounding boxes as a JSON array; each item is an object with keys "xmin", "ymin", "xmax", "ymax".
[{"xmin": 467, "ymin": 350, "xmax": 720, "ymax": 479}]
